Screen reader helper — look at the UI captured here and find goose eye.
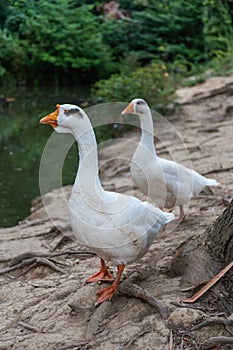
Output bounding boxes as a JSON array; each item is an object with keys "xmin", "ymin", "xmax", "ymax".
[{"xmin": 64, "ymin": 108, "xmax": 83, "ymax": 118}]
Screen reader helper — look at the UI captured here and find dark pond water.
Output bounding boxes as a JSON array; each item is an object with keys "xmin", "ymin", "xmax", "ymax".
[{"xmin": 0, "ymin": 85, "xmax": 88, "ymax": 227}]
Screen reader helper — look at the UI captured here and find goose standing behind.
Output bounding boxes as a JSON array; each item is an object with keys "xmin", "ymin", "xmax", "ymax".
[
  {"xmin": 121, "ymin": 98, "xmax": 219, "ymax": 222},
  {"xmin": 40, "ymin": 104, "xmax": 174, "ymax": 305}
]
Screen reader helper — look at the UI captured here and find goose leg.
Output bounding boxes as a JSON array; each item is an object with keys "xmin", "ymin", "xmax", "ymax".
[
  {"xmin": 95, "ymin": 264, "xmax": 125, "ymax": 305},
  {"xmin": 178, "ymin": 205, "xmax": 185, "ymax": 222},
  {"xmin": 86, "ymin": 258, "xmax": 113, "ymax": 283},
  {"xmin": 173, "ymin": 205, "xmax": 185, "ymax": 223}
]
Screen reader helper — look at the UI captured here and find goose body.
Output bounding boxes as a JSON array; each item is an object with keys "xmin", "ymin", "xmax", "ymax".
[
  {"xmin": 122, "ymin": 99, "xmax": 219, "ymax": 222},
  {"xmin": 40, "ymin": 103, "xmax": 174, "ymax": 304},
  {"xmin": 69, "ymin": 184, "xmax": 172, "ymax": 265}
]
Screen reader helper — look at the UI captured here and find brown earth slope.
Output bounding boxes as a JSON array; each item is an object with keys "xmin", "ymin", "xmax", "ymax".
[{"xmin": 0, "ymin": 75, "xmax": 233, "ymax": 350}]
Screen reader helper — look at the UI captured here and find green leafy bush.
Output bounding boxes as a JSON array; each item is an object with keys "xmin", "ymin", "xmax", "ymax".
[
  {"xmin": 97, "ymin": 0, "xmax": 206, "ymax": 72},
  {"xmin": 92, "ymin": 61, "xmax": 175, "ymax": 113},
  {"xmin": 202, "ymin": 0, "xmax": 233, "ymax": 75},
  {"xmin": 0, "ymin": 0, "xmax": 233, "ymax": 86},
  {"xmin": 1, "ymin": 1, "xmax": 114, "ymax": 84}
]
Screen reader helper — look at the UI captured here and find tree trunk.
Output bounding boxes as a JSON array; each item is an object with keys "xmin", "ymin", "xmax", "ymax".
[{"xmin": 171, "ymin": 200, "xmax": 233, "ymax": 314}]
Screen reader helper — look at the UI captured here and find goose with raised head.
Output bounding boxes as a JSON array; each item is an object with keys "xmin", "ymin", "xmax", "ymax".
[
  {"xmin": 40, "ymin": 104, "xmax": 174, "ymax": 305},
  {"xmin": 121, "ymin": 98, "xmax": 219, "ymax": 222}
]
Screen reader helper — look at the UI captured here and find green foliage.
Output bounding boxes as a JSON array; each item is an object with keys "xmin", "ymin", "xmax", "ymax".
[
  {"xmin": 0, "ymin": 0, "xmax": 233, "ymax": 86},
  {"xmin": 92, "ymin": 62, "xmax": 175, "ymax": 113},
  {"xmin": 104, "ymin": 0, "xmax": 233, "ymax": 76},
  {"xmin": 200, "ymin": 0, "xmax": 233, "ymax": 76},
  {"xmin": 0, "ymin": 0, "xmax": 10, "ymax": 28},
  {"xmin": 1, "ymin": 0, "xmax": 113, "ymax": 84},
  {"xmin": 203, "ymin": 0, "xmax": 233, "ymax": 56},
  {"xmin": 118, "ymin": 0, "xmax": 205, "ymax": 65},
  {"xmin": 100, "ymin": 17, "xmax": 141, "ymax": 61}
]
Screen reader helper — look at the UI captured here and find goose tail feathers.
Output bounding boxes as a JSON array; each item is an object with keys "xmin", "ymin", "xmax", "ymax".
[
  {"xmin": 163, "ymin": 212, "xmax": 175, "ymax": 224},
  {"xmin": 206, "ymin": 178, "xmax": 219, "ymax": 186}
]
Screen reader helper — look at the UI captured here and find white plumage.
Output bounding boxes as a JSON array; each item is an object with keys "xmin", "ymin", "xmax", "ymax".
[
  {"xmin": 121, "ymin": 98, "xmax": 219, "ymax": 222},
  {"xmin": 40, "ymin": 103, "xmax": 174, "ymax": 305}
]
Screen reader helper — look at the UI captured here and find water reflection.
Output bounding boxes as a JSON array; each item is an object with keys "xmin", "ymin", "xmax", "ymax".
[{"xmin": 0, "ymin": 86, "xmax": 85, "ymax": 227}]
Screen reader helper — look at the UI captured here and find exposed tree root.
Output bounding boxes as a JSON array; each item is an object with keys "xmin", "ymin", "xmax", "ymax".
[
  {"xmin": 201, "ymin": 336, "xmax": 233, "ymax": 349},
  {"xmin": 0, "ymin": 256, "xmax": 67, "ymax": 276},
  {"xmin": 119, "ymin": 282, "xmax": 169, "ymax": 319},
  {"xmin": 118, "ymin": 271, "xmax": 169, "ymax": 319},
  {"xmin": 121, "ymin": 327, "xmax": 152, "ymax": 349},
  {"xmin": 86, "ymin": 301, "xmax": 112, "ymax": 339},
  {"xmin": 0, "ymin": 250, "xmax": 96, "ymax": 276},
  {"xmin": 68, "ymin": 270, "xmax": 168, "ymax": 345},
  {"xmin": 191, "ymin": 317, "xmax": 233, "ymax": 332}
]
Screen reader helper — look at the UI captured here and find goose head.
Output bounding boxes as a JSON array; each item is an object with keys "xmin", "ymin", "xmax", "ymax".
[
  {"xmin": 40, "ymin": 103, "xmax": 90, "ymax": 135},
  {"xmin": 121, "ymin": 98, "xmax": 149, "ymax": 116}
]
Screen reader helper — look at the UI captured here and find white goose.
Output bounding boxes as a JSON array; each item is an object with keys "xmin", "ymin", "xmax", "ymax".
[
  {"xmin": 40, "ymin": 104, "xmax": 174, "ymax": 305},
  {"xmin": 121, "ymin": 98, "xmax": 219, "ymax": 222}
]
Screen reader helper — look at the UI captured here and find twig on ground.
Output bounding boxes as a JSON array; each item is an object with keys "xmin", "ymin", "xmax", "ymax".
[
  {"xmin": 46, "ymin": 257, "xmax": 72, "ymax": 267},
  {"xmin": 56, "ymin": 341, "xmax": 90, "ymax": 350},
  {"xmin": 4, "ymin": 225, "xmax": 72, "ymax": 242},
  {"xmin": 18, "ymin": 217, "xmax": 68, "ymax": 228},
  {"xmin": 18, "ymin": 320, "xmax": 40, "ymax": 333},
  {"xmin": 171, "ymin": 301, "xmax": 204, "ymax": 311},
  {"xmin": 180, "ymin": 282, "xmax": 207, "ymax": 293},
  {"xmin": 169, "ymin": 330, "xmax": 173, "ymax": 350},
  {"xmin": 202, "ymin": 166, "xmax": 233, "ymax": 176},
  {"xmin": 182, "ymin": 261, "xmax": 233, "ymax": 303},
  {"xmin": 198, "ymin": 127, "xmax": 219, "ymax": 133},
  {"xmin": 51, "ymin": 234, "xmax": 72, "ymax": 250},
  {"xmin": 49, "ymin": 250, "xmax": 95, "ymax": 259},
  {"xmin": 200, "ymin": 135, "xmax": 221, "ymax": 146}
]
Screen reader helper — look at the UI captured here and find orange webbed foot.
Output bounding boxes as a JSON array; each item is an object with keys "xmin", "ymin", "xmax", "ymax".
[
  {"xmin": 95, "ymin": 285, "xmax": 117, "ymax": 306},
  {"xmin": 86, "ymin": 258, "xmax": 113, "ymax": 283},
  {"xmin": 94, "ymin": 264, "xmax": 125, "ymax": 306},
  {"xmin": 86, "ymin": 270, "xmax": 113, "ymax": 283}
]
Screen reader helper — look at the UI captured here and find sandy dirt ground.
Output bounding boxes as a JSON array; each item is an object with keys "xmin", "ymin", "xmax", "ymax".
[{"xmin": 0, "ymin": 75, "xmax": 233, "ymax": 350}]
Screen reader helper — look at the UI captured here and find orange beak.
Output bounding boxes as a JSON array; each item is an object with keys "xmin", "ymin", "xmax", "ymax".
[
  {"xmin": 40, "ymin": 104, "xmax": 60, "ymax": 128},
  {"xmin": 121, "ymin": 102, "xmax": 135, "ymax": 115}
]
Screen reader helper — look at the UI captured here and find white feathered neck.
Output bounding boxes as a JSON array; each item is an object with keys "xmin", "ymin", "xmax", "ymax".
[
  {"xmin": 71, "ymin": 117, "xmax": 104, "ymax": 197},
  {"xmin": 137, "ymin": 105, "xmax": 156, "ymax": 156}
]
